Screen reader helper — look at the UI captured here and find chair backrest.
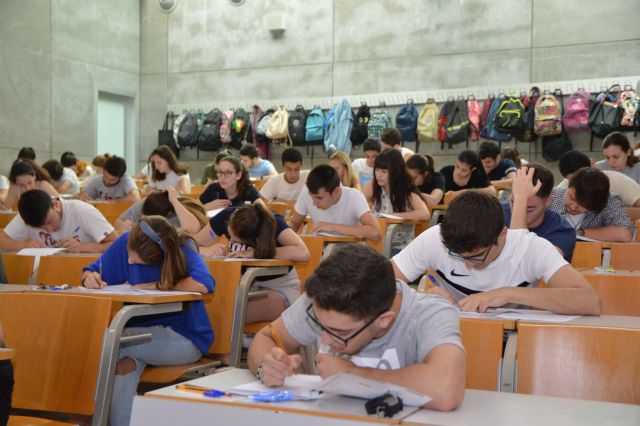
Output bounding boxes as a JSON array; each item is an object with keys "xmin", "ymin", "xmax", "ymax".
[
  {"xmin": 571, "ymin": 241, "xmax": 602, "ymax": 268},
  {"xmin": 610, "ymin": 242, "xmax": 640, "ymax": 270},
  {"xmin": 36, "ymin": 255, "xmax": 100, "ymax": 286},
  {"xmin": 1, "ymin": 253, "xmax": 34, "ymax": 284},
  {"xmin": 516, "ymin": 322, "xmax": 640, "ymax": 404},
  {"xmin": 189, "ymin": 184, "xmax": 207, "ymax": 196},
  {"xmin": 460, "ymin": 318, "xmax": 505, "ymax": 390},
  {"xmin": 0, "ymin": 212, "xmax": 17, "ymax": 228},
  {"xmin": 0, "ymin": 293, "xmax": 112, "ymax": 415},
  {"xmin": 266, "ymin": 202, "xmax": 296, "ymax": 218},
  {"xmin": 92, "ymin": 201, "xmax": 135, "ymax": 217},
  {"xmin": 584, "ymin": 273, "xmax": 640, "ymax": 316}
]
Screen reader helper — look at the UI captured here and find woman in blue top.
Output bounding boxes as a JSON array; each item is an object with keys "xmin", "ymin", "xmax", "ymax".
[
  {"xmin": 81, "ymin": 216, "xmax": 215, "ymax": 426},
  {"xmin": 195, "ymin": 203, "xmax": 309, "ymax": 322}
]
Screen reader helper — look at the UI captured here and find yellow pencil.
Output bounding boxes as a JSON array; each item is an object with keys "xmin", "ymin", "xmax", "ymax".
[{"xmin": 269, "ymin": 323, "xmax": 296, "ymax": 375}]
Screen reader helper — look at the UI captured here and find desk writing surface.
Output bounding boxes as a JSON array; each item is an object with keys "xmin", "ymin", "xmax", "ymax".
[
  {"xmin": 401, "ymin": 389, "xmax": 640, "ymax": 426},
  {"xmin": 0, "ymin": 347, "xmax": 15, "ymax": 360},
  {"xmin": 558, "ymin": 314, "xmax": 640, "ymax": 329}
]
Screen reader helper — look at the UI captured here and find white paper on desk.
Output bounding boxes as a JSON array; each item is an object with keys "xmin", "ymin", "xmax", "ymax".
[
  {"xmin": 223, "ymin": 257, "xmax": 261, "ymax": 262},
  {"xmin": 375, "ymin": 212, "xmax": 402, "ymax": 220},
  {"xmin": 78, "ymin": 284, "xmax": 200, "ymax": 296},
  {"xmin": 314, "ymin": 231, "xmax": 342, "ymax": 237},
  {"xmin": 490, "ymin": 308, "xmax": 579, "ymax": 323},
  {"xmin": 576, "ymin": 235, "xmax": 602, "ymax": 243},
  {"xmin": 206, "ymin": 208, "xmax": 224, "ymax": 218},
  {"xmin": 228, "ymin": 374, "xmax": 324, "ymax": 400},
  {"xmin": 17, "ymin": 247, "xmax": 66, "ymax": 256}
]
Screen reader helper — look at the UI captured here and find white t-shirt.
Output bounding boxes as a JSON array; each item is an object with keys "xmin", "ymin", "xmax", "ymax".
[
  {"xmin": 4, "ymin": 199, "xmax": 114, "ymax": 246},
  {"xmin": 56, "ymin": 167, "xmax": 80, "ymax": 195},
  {"xmin": 260, "ymin": 170, "xmax": 309, "ymax": 201},
  {"xmin": 0, "ymin": 175, "xmax": 9, "ymax": 190},
  {"xmin": 351, "ymin": 158, "xmax": 373, "ymax": 187},
  {"xmin": 557, "ymin": 170, "xmax": 640, "ymax": 207},
  {"xmin": 147, "ymin": 171, "xmax": 191, "ymax": 194},
  {"xmin": 393, "ymin": 226, "xmax": 568, "ymax": 302},
  {"xmin": 295, "ymin": 186, "xmax": 371, "ymax": 227},
  {"xmin": 400, "ymin": 146, "xmax": 414, "ymax": 159},
  {"xmin": 139, "ymin": 164, "xmax": 150, "ymax": 178},
  {"xmin": 83, "ymin": 174, "xmax": 137, "ymax": 201}
]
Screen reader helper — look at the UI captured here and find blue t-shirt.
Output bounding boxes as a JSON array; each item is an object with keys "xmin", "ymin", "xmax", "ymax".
[
  {"xmin": 210, "ymin": 206, "xmax": 288, "ymax": 247},
  {"xmin": 488, "ymin": 159, "xmax": 517, "ymax": 181},
  {"xmin": 248, "ymin": 159, "xmax": 277, "ymax": 178},
  {"xmin": 503, "ymin": 202, "xmax": 576, "ymax": 262},
  {"xmin": 83, "ymin": 233, "xmax": 215, "ymax": 354},
  {"xmin": 199, "ymin": 182, "xmax": 261, "ymax": 206}
]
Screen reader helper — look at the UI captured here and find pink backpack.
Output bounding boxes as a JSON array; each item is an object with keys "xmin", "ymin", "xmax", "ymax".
[
  {"xmin": 467, "ymin": 98, "xmax": 481, "ymax": 141},
  {"xmin": 563, "ymin": 89, "xmax": 591, "ymax": 132},
  {"xmin": 534, "ymin": 94, "xmax": 562, "ymax": 136},
  {"xmin": 220, "ymin": 110, "xmax": 234, "ymax": 144}
]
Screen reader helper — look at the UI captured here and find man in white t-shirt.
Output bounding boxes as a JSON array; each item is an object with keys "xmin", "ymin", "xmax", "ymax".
[
  {"xmin": 392, "ymin": 191, "xmax": 601, "ymax": 315},
  {"xmin": 79, "ymin": 156, "xmax": 140, "ymax": 202},
  {"xmin": 0, "ymin": 189, "xmax": 117, "ymax": 252},
  {"xmin": 288, "ymin": 165, "xmax": 381, "ymax": 241},
  {"xmin": 351, "ymin": 139, "xmax": 381, "ymax": 187},
  {"xmin": 380, "ymin": 128, "xmax": 414, "ymax": 160},
  {"xmin": 260, "ymin": 148, "xmax": 309, "ymax": 202}
]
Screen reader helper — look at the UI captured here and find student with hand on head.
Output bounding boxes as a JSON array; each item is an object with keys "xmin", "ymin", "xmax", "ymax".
[
  {"xmin": 42, "ymin": 159, "xmax": 80, "ymax": 196},
  {"xmin": 439, "ymin": 150, "xmax": 496, "ymax": 198},
  {"xmin": 595, "ymin": 132, "xmax": 640, "ymax": 184},
  {"xmin": 0, "ymin": 189, "xmax": 117, "ymax": 252},
  {"xmin": 145, "ymin": 146, "xmax": 191, "ymax": 194},
  {"xmin": 504, "ymin": 165, "xmax": 576, "ymax": 262},
  {"xmin": 248, "ymin": 244, "xmax": 465, "ymax": 412},
  {"xmin": 195, "ymin": 203, "xmax": 309, "ymax": 322},
  {"xmin": 199, "ymin": 156, "xmax": 261, "ymax": 211},
  {"xmin": 239, "ymin": 143, "xmax": 278, "ymax": 178},
  {"xmin": 79, "ymin": 156, "xmax": 140, "ymax": 202},
  {"xmin": 478, "ymin": 141, "xmax": 517, "ymax": 183},
  {"xmin": 406, "ymin": 154, "xmax": 445, "ymax": 206},
  {"xmin": 260, "ymin": 147, "xmax": 309, "ymax": 203},
  {"xmin": 558, "ymin": 149, "xmax": 640, "ymax": 207},
  {"xmin": 351, "ymin": 138, "xmax": 381, "ymax": 187},
  {"xmin": 115, "ymin": 187, "xmax": 207, "ymax": 235},
  {"xmin": 81, "ymin": 216, "xmax": 214, "ymax": 426},
  {"xmin": 392, "ymin": 191, "xmax": 601, "ymax": 315},
  {"xmin": 380, "ymin": 128, "xmax": 414, "ymax": 160},
  {"xmin": 288, "ymin": 164, "xmax": 381, "ymax": 241},
  {"xmin": 200, "ymin": 149, "xmax": 232, "ymax": 184},
  {"xmin": 329, "ymin": 151, "xmax": 360, "ymax": 190},
  {"xmin": 2, "ymin": 159, "xmax": 59, "ymax": 210},
  {"xmin": 548, "ymin": 168, "xmax": 634, "ymax": 242}
]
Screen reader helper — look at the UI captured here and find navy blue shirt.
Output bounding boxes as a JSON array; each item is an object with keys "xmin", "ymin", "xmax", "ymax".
[
  {"xmin": 487, "ymin": 159, "xmax": 517, "ymax": 181},
  {"xmin": 211, "ymin": 206, "xmax": 289, "ymax": 247},
  {"xmin": 503, "ymin": 202, "xmax": 576, "ymax": 262},
  {"xmin": 440, "ymin": 165, "xmax": 491, "ymax": 192},
  {"xmin": 199, "ymin": 182, "xmax": 261, "ymax": 206},
  {"xmin": 83, "ymin": 232, "xmax": 215, "ymax": 354}
]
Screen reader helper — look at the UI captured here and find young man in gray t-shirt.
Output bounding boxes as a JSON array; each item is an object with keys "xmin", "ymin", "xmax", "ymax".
[{"xmin": 247, "ymin": 244, "xmax": 465, "ymax": 412}]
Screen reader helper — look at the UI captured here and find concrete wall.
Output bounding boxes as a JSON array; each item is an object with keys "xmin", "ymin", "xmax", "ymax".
[{"xmin": 0, "ymin": 0, "xmax": 140, "ymax": 174}]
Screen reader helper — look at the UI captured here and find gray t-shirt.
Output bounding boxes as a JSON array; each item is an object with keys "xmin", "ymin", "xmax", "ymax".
[
  {"xmin": 118, "ymin": 198, "xmax": 180, "ymax": 227},
  {"xmin": 595, "ymin": 160, "xmax": 640, "ymax": 185},
  {"xmin": 282, "ymin": 281, "xmax": 462, "ymax": 370},
  {"xmin": 83, "ymin": 174, "xmax": 137, "ymax": 201}
]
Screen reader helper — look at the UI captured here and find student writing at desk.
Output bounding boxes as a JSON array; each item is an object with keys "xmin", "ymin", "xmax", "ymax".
[
  {"xmin": 81, "ymin": 216, "xmax": 215, "ymax": 426},
  {"xmin": 199, "ymin": 156, "xmax": 261, "ymax": 210},
  {"xmin": 195, "ymin": 203, "xmax": 309, "ymax": 322},
  {"xmin": 392, "ymin": 192, "xmax": 601, "ymax": 315},
  {"xmin": 248, "ymin": 244, "xmax": 465, "ymax": 411},
  {"xmin": 79, "ymin": 156, "xmax": 140, "ymax": 202}
]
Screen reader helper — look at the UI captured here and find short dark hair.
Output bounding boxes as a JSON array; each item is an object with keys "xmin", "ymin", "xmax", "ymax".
[
  {"xmin": 306, "ymin": 164, "xmax": 341, "ymax": 194},
  {"xmin": 60, "ymin": 152, "xmax": 78, "ymax": 167},
  {"xmin": 42, "ymin": 160, "xmax": 64, "ymax": 181},
  {"xmin": 239, "ymin": 144, "xmax": 259, "ymax": 159},
  {"xmin": 568, "ymin": 168, "xmax": 609, "ymax": 213},
  {"xmin": 478, "ymin": 141, "xmax": 500, "ymax": 159},
  {"xmin": 362, "ymin": 138, "xmax": 382, "ymax": 153},
  {"xmin": 406, "ymin": 154, "xmax": 434, "ymax": 175},
  {"xmin": 104, "ymin": 156, "xmax": 127, "ymax": 178},
  {"xmin": 305, "ymin": 244, "xmax": 396, "ymax": 320},
  {"xmin": 558, "ymin": 150, "xmax": 591, "ymax": 177},
  {"xmin": 17, "ymin": 147, "xmax": 36, "ymax": 160},
  {"xmin": 282, "ymin": 147, "xmax": 303, "ymax": 165},
  {"xmin": 526, "ymin": 163, "xmax": 554, "ymax": 198},
  {"xmin": 380, "ymin": 128, "xmax": 402, "ymax": 147},
  {"xmin": 440, "ymin": 191, "xmax": 505, "ymax": 254},
  {"xmin": 18, "ymin": 189, "xmax": 53, "ymax": 227}
]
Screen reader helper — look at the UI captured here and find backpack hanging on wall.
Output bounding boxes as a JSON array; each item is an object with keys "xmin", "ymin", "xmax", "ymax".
[
  {"xmin": 563, "ymin": 89, "xmax": 591, "ymax": 132},
  {"xmin": 443, "ymin": 99, "xmax": 469, "ymax": 148},
  {"xmin": 516, "ymin": 87, "xmax": 540, "ymax": 142},
  {"xmin": 467, "ymin": 97, "xmax": 481, "ymax": 142},
  {"xmin": 542, "ymin": 90, "xmax": 572, "ymax": 162},
  {"xmin": 534, "ymin": 91, "xmax": 563, "ymax": 136},
  {"xmin": 158, "ymin": 111, "xmax": 180, "ymax": 158},
  {"xmin": 417, "ymin": 99, "xmax": 439, "ymax": 144},
  {"xmin": 438, "ymin": 100, "xmax": 453, "ymax": 144},
  {"xmin": 219, "ymin": 110, "xmax": 234, "ymax": 144},
  {"xmin": 350, "ymin": 103, "xmax": 370, "ymax": 148},
  {"xmin": 367, "ymin": 106, "xmax": 392, "ymax": 141},
  {"xmin": 266, "ymin": 106, "xmax": 290, "ymax": 145},
  {"xmin": 478, "ymin": 95, "xmax": 494, "ymax": 138},
  {"xmin": 619, "ymin": 86, "xmax": 639, "ymax": 129},
  {"xmin": 484, "ymin": 97, "xmax": 511, "ymax": 142},
  {"xmin": 325, "ymin": 98, "xmax": 354, "ymax": 155},
  {"xmin": 305, "ymin": 106, "xmax": 325, "ymax": 145},
  {"xmin": 197, "ymin": 108, "xmax": 222, "ymax": 153},
  {"xmin": 288, "ymin": 105, "xmax": 307, "ymax": 146},
  {"xmin": 589, "ymin": 85, "xmax": 622, "ymax": 150},
  {"xmin": 230, "ymin": 108, "xmax": 250, "ymax": 149},
  {"xmin": 396, "ymin": 100, "xmax": 419, "ymax": 143},
  {"xmin": 177, "ymin": 111, "xmax": 199, "ymax": 148},
  {"xmin": 495, "ymin": 96, "xmax": 525, "ymax": 135}
]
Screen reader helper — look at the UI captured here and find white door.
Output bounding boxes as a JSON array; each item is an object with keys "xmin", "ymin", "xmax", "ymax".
[{"xmin": 97, "ymin": 93, "xmax": 126, "ymax": 158}]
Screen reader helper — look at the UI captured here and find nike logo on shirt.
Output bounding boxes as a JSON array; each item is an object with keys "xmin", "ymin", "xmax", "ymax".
[{"xmin": 450, "ymin": 269, "xmax": 470, "ymax": 277}]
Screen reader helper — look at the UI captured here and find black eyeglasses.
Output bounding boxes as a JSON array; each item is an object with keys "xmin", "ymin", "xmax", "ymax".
[
  {"xmin": 216, "ymin": 170, "xmax": 236, "ymax": 177},
  {"xmin": 305, "ymin": 304, "xmax": 388, "ymax": 347},
  {"xmin": 447, "ymin": 239, "xmax": 497, "ymax": 265}
]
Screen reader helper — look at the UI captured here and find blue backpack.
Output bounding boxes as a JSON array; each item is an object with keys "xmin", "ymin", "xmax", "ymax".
[
  {"xmin": 305, "ymin": 106, "xmax": 325, "ymax": 145},
  {"xmin": 324, "ymin": 99, "xmax": 354, "ymax": 155},
  {"xmin": 396, "ymin": 100, "xmax": 419, "ymax": 142},
  {"xmin": 484, "ymin": 97, "xmax": 511, "ymax": 142}
]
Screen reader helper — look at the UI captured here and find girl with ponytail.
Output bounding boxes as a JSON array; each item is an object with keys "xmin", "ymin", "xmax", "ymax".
[
  {"xmin": 80, "ymin": 216, "xmax": 214, "ymax": 426},
  {"xmin": 195, "ymin": 202, "xmax": 309, "ymax": 322}
]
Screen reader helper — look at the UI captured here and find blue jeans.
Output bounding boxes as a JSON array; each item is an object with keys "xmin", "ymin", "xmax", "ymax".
[{"xmin": 109, "ymin": 326, "xmax": 202, "ymax": 426}]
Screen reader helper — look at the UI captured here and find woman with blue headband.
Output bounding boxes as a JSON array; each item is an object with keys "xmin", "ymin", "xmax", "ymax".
[{"xmin": 81, "ymin": 215, "xmax": 215, "ymax": 426}]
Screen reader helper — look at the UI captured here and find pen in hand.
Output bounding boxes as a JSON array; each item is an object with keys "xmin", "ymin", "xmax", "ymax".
[{"xmin": 269, "ymin": 323, "xmax": 296, "ymax": 376}]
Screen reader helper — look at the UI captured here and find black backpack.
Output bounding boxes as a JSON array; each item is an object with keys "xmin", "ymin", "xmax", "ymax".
[
  {"xmin": 230, "ymin": 108, "xmax": 250, "ymax": 149},
  {"xmin": 516, "ymin": 87, "xmax": 540, "ymax": 142},
  {"xmin": 495, "ymin": 96, "xmax": 525, "ymax": 135},
  {"xmin": 287, "ymin": 105, "xmax": 307, "ymax": 147},
  {"xmin": 197, "ymin": 109, "xmax": 222, "ymax": 152},
  {"xmin": 158, "ymin": 111, "xmax": 180, "ymax": 158},
  {"xmin": 443, "ymin": 100, "xmax": 469, "ymax": 147},
  {"xmin": 396, "ymin": 100, "xmax": 419, "ymax": 142},
  {"xmin": 177, "ymin": 111, "xmax": 199, "ymax": 148},
  {"xmin": 350, "ymin": 103, "xmax": 370, "ymax": 148}
]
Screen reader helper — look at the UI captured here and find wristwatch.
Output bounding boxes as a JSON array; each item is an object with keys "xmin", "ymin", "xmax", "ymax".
[
  {"xmin": 255, "ymin": 362, "xmax": 264, "ymax": 383},
  {"xmin": 577, "ymin": 228, "xmax": 585, "ymax": 237}
]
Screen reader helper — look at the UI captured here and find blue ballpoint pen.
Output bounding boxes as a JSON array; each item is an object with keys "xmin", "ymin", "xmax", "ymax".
[{"xmin": 428, "ymin": 274, "xmax": 441, "ymax": 288}]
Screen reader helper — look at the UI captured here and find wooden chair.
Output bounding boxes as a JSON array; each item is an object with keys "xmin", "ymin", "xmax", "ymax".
[
  {"xmin": 0, "ymin": 212, "xmax": 17, "ymax": 228},
  {"xmin": 1, "ymin": 253, "xmax": 35, "ymax": 284},
  {"xmin": 189, "ymin": 185, "xmax": 207, "ymax": 196},
  {"xmin": 266, "ymin": 202, "xmax": 296, "ymax": 219},
  {"xmin": 583, "ymin": 272, "xmax": 640, "ymax": 316},
  {"xmin": 571, "ymin": 241, "xmax": 602, "ymax": 268},
  {"xmin": 36, "ymin": 255, "xmax": 100, "ymax": 286},
  {"xmin": 459, "ymin": 318, "xmax": 506, "ymax": 391},
  {"xmin": 443, "ymin": 193, "xmax": 458, "ymax": 204},
  {"xmin": 636, "ymin": 219, "xmax": 640, "ymax": 242},
  {"xmin": 0, "ymin": 293, "xmax": 112, "ymax": 416},
  {"xmin": 516, "ymin": 322, "xmax": 640, "ymax": 404},
  {"xmin": 92, "ymin": 201, "xmax": 134, "ymax": 218},
  {"xmin": 610, "ymin": 242, "xmax": 640, "ymax": 270}
]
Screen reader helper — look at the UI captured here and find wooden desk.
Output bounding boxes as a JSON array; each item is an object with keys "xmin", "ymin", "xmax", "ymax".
[
  {"xmin": 0, "ymin": 347, "xmax": 15, "ymax": 360},
  {"xmin": 0, "ymin": 211, "xmax": 17, "ymax": 227},
  {"xmin": 368, "ymin": 217, "xmax": 426, "ymax": 258},
  {"xmin": 401, "ymin": 388, "xmax": 640, "ymax": 426},
  {"xmin": 297, "ymin": 235, "xmax": 365, "ymax": 288},
  {"xmin": 581, "ymin": 269, "xmax": 640, "ymax": 315},
  {"xmin": 131, "ymin": 368, "xmax": 416, "ymax": 426}
]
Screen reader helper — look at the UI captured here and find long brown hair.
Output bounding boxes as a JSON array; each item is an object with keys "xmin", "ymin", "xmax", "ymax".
[
  {"xmin": 128, "ymin": 216, "xmax": 197, "ymax": 290},
  {"xmin": 149, "ymin": 146, "xmax": 189, "ymax": 181},
  {"xmin": 228, "ymin": 203, "xmax": 276, "ymax": 258},
  {"xmin": 9, "ymin": 159, "xmax": 54, "ymax": 185},
  {"xmin": 217, "ymin": 156, "xmax": 252, "ymax": 197},
  {"xmin": 142, "ymin": 191, "xmax": 208, "ymax": 229},
  {"xmin": 602, "ymin": 131, "xmax": 640, "ymax": 167}
]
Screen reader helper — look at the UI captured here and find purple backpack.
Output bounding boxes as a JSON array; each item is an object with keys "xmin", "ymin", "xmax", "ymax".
[{"xmin": 563, "ymin": 90, "xmax": 591, "ymax": 132}]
